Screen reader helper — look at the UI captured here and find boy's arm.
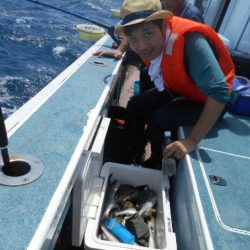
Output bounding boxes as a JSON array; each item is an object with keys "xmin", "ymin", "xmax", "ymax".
[
  {"xmin": 93, "ymin": 37, "xmax": 129, "ymax": 58},
  {"xmin": 164, "ymin": 33, "xmax": 232, "ymax": 159}
]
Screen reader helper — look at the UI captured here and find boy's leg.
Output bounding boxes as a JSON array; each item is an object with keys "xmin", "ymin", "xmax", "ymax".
[
  {"xmin": 124, "ymin": 88, "xmax": 173, "ymax": 162},
  {"xmin": 125, "ymin": 88, "xmax": 173, "ymax": 136}
]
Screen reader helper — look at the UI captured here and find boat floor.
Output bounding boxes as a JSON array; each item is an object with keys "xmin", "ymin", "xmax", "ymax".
[{"xmin": 171, "ymin": 112, "xmax": 250, "ymax": 250}]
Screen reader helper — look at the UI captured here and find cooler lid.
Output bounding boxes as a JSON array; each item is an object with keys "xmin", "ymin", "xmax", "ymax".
[{"xmin": 71, "ymin": 150, "xmax": 105, "ymax": 247}]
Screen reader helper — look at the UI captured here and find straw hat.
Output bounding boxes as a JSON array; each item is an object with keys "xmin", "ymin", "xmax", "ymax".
[{"xmin": 115, "ymin": 0, "xmax": 173, "ymax": 36}]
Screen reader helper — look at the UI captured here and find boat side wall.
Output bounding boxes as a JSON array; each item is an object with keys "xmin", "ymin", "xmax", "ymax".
[{"xmin": 170, "ymin": 128, "xmax": 214, "ymax": 250}]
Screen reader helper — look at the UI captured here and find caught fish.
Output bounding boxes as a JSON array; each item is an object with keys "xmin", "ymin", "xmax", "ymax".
[
  {"xmin": 115, "ymin": 184, "xmax": 149, "ymax": 204},
  {"xmin": 143, "ymin": 207, "xmax": 156, "ymax": 218},
  {"xmin": 147, "ymin": 217, "xmax": 156, "ymax": 248},
  {"xmin": 137, "ymin": 190, "xmax": 157, "ymax": 217},
  {"xmin": 100, "ymin": 224, "xmax": 120, "ymax": 242},
  {"xmin": 125, "ymin": 215, "xmax": 149, "ymax": 247},
  {"xmin": 113, "ymin": 207, "xmax": 138, "ymax": 217},
  {"xmin": 122, "ymin": 200, "xmax": 134, "ymax": 209},
  {"xmin": 102, "ymin": 178, "xmax": 120, "ymax": 218}
]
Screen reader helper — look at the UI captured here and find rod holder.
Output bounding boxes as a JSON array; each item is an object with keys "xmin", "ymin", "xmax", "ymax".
[
  {"xmin": 0, "ymin": 106, "xmax": 44, "ymax": 186},
  {"xmin": 0, "ymin": 154, "xmax": 44, "ymax": 186}
]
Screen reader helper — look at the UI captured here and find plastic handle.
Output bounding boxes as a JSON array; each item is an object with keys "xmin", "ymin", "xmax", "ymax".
[{"xmin": 0, "ymin": 106, "xmax": 8, "ymax": 148}]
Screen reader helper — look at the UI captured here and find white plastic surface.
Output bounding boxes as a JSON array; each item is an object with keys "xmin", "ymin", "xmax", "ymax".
[{"xmin": 84, "ymin": 162, "xmax": 177, "ymax": 250}]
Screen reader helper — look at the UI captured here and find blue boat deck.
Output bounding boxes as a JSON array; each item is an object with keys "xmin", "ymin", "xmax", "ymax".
[
  {"xmin": 0, "ymin": 37, "xmax": 119, "ymax": 250},
  {"xmin": 173, "ymin": 113, "xmax": 250, "ymax": 250}
]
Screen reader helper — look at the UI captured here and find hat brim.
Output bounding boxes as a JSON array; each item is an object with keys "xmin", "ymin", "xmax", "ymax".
[{"xmin": 115, "ymin": 10, "xmax": 173, "ymax": 36}]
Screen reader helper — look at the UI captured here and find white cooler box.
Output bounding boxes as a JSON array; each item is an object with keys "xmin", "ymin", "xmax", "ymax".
[{"xmin": 84, "ymin": 162, "xmax": 177, "ymax": 250}]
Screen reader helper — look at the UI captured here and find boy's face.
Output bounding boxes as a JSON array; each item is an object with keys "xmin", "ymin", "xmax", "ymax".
[{"xmin": 127, "ymin": 21, "xmax": 165, "ymax": 61}]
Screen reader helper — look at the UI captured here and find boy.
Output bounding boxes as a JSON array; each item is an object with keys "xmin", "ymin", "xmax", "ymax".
[
  {"xmin": 116, "ymin": 0, "xmax": 235, "ymax": 168},
  {"xmin": 94, "ymin": 0, "xmax": 204, "ymax": 58}
]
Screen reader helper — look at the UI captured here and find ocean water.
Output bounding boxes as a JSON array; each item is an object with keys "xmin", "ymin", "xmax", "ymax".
[{"xmin": 0, "ymin": 0, "xmax": 122, "ymax": 118}]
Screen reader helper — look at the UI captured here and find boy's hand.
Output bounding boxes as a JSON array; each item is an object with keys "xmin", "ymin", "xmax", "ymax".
[
  {"xmin": 93, "ymin": 49, "xmax": 123, "ymax": 59},
  {"xmin": 163, "ymin": 138, "xmax": 197, "ymax": 159}
]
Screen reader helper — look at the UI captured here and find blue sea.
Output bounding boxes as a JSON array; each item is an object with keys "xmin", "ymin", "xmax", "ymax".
[{"xmin": 0, "ymin": 0, "xmax": 122, "ymax": 118}]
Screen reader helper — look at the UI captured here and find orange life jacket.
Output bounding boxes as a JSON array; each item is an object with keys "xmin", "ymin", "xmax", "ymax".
[{"xmin": 143, "ymin": 16, "xmax": 235, "ymax": 103}]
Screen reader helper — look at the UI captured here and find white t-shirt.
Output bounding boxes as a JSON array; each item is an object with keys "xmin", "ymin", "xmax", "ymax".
[
  {"xmin": 148, "ymin": 28, "xmax": 170, "ymax": 92},
  {"xmin": 148, "ymin": 50, "xmax": 165, "ymax": 91}
]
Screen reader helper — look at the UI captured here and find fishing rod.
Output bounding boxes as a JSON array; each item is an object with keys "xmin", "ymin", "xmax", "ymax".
[
  {"xmin": 25, "ymin": 0, "xmax": 120, "ymax": 44},
  {"xmin": 0, "ymin": 106, "xmax": 10, "ymax": 167}
]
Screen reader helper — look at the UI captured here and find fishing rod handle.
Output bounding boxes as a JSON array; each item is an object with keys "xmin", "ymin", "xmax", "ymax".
[{"xmin": 0, "ymin": 106, "xmax": 8, "ymax": 148}]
